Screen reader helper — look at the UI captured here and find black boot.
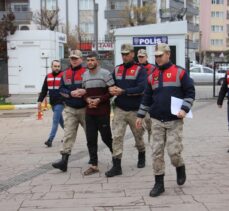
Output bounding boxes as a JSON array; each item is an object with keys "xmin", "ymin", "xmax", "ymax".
[
  {"xmin": 44, "ymin": 139, "xmax": 52, "ymax": 147},
  {"xmin": 52, "ymin": 154, "xmax": 69, "ymax": 172},
  {"xmin": 149, "ymin": 175, "xmax": 165, "ymax": 197},
  {"xmin": 137, "ymin": 151, "xmax": 145, "ymax": 168},
  {"xmin": 176, "ymin": 165, "xmax": 186, "ymax": 185},
  {"xmin": 105, "ymin": 158, "xmax": 122, "ymax": 177}
]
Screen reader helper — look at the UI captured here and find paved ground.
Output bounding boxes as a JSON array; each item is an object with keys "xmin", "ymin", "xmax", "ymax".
[{"xmin": 0, "ymin": 99, "xmax": 229, "ymax": 210}]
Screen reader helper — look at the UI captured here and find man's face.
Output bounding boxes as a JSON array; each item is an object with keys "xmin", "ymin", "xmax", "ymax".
[
  {"xmin": 87, "ymin": 57, "xmax": 98, "ymax": 70},
  {"xmin": 70, "ymin": 57, "xmax": 83, "ymax": 68},
  {"xmin": 51, "ymin": 61, "xmax": 61, "ymax": 72},
  {"xmin": 121, "ymin": 51, "xmax": 134, "ymax": 64},
  {"xmin": 155, "ymin": 52, "xmax": 170, "ymax": 66},
  {"xmin": 138, "ymin": 55, "xmax": 148, "ymax": 64}
]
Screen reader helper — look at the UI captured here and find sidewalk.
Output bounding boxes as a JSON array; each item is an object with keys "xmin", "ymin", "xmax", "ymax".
[{"xmin": 0, "ymin": 100, "xmax": 229, "ymax": 210}]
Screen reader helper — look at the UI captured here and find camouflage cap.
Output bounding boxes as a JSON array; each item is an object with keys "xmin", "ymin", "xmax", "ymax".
[
  {"xmin": 154, "ymin": 43, "xmax": 170, "ymax": 56},
  {"xmin": 69, "ymin": 49, "xmax": 82, "ymax": 58},
  {"xmin": 137, "ymin": 49, "xmax": 147, "ymax": 57},
  {"xmin": 121, "ymin": 43, "xmax": 134, "ymax": 53}
]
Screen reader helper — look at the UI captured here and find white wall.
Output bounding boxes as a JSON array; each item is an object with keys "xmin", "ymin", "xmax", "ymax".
[
  {"xmin": 7, "ymin": 30, "xmax": 66, "ymax": 94},
  {"xmin": 114, "ymin": 21, "xmax": 187, "ymax": 67}
]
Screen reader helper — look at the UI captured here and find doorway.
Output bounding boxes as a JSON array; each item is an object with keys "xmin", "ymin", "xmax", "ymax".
[{"xmin": 17, "ymin": 46, "xmax": 41, "ymax": 93}]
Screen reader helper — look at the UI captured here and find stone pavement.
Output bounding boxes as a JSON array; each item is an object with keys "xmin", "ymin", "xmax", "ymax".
[{"xmin": 0, "ymin": 100, "xmax": 229, "ymax": 211}]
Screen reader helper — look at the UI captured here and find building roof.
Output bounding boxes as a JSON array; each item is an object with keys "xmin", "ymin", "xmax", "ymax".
[{"xmin": 114, "ymin": 21, "xmax": 187, "ymax": 36}]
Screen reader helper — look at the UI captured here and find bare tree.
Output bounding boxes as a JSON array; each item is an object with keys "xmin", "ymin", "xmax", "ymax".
[
  {"xmin": 33, "ymin": 8, "xmax": 61, "ymax": 31},
  {"xmin": 121, "ymin": 1, "xmax": 156, "ymax": 26}
]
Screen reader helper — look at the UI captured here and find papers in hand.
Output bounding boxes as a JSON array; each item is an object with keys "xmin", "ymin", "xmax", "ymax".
[{"xmin": 171, "ymin": 96, "xmax": 193, "ymax": 118}]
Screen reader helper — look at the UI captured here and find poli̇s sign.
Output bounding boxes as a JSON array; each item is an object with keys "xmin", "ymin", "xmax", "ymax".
[{"xmin": 133, "ymin": 36, "xmax": 168, "ymax": 46}]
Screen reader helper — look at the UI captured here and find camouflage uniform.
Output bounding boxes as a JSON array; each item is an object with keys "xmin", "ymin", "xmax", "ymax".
[
  {"xmin": 143, "ymin": 113, "xmax": 152, "ymax": 142},
  {"xmin": 61, "ymin": 106, "xmax": 85, "ymax": 154},
  {"xmin": 112, "ymin": 107, "xmax": 145, "ymax": 158},
  {"xmin": 151, "ymin": 118, "xmax": 184, "ymax": 175}
]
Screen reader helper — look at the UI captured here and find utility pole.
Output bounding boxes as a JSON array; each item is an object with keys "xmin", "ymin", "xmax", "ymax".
[
  {"xmin": 183, "ymin": 0, "xmax": 187, "ymax": 20},
  {"xmin": 199, "ymin": 31, "xmax": 202, "ymax": 64},
  {"xmin": 186, "ymin": 34, "xmax": 190, "ymax": 76},
  {"xmin": 66, "ymin": 0, "xmax": 69, "ymax": 38},
  {"xmin": 77, "ymin": 0, "xmax": 81, "ymax": 50},
  {"xmin": 93, "ymin": 0, "xmax": 98, "ymax": 53}
]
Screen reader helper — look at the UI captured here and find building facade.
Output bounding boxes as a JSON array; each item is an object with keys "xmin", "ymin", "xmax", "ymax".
[
  {"xmin": 0, "ymin": 0, "xmax": 32, "ymax": 27},
  {"xmin": 105, "ymin": 0, "xmax": 155, "ymax": 39},
  {"xmin": 200, "ymin": 0, "xmax": 229, "ymax": 65},
  {"xmin": 105, "ymin": 0, "xmax": 199, "ymax": 61},
  {"xmin": 157, "ymin": 0, "xmax": 200, "ymax": 61}
]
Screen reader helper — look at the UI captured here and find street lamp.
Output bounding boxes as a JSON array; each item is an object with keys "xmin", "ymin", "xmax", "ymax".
[{"xmin": 93, "ymin": 0, "xmax": 98, "ymax": 53}]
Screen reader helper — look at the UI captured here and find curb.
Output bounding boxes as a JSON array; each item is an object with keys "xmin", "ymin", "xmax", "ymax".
[{"xmin": 0, "ymin": 104, "xmax": 51, "ymax": 110}]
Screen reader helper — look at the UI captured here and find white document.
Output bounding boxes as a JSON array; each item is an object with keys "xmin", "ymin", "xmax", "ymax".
[{"xmin": 171, "ymin": 96, "xmax": 193, "ymax": 118}]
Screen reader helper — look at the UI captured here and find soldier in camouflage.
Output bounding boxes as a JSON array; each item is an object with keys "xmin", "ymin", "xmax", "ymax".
[{"xmin": 136, "ymin": 43, "xmax": 195, "ymax": 197}]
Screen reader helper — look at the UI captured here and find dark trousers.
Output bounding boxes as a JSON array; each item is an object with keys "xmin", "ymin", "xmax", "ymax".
[
  {"xmin": 85, "ymin": 114, "xmax": 113, "ymax": 166},
  {"xmin": 227, "ymin": 102, "xmax": 229, "ymax": 129}
]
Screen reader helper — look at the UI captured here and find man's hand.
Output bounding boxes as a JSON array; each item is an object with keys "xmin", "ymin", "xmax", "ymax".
[
  {"xmin": 71, "ymin": 89, "xmax": 86, "ymax": 98},
  {"xmin": 136, "ymin": 118, "xmax": 143, "ymax": 129},
  {"xmin": 177, "ymin": 109, "xmax": 186, "ymax": 119},
  {"xmin": 109, "ymin": 86, "xmax": 124, "ymax": 96},
  {"xmin": 86, "ymin": 97, "xmax": 100, "ymax": 108}
]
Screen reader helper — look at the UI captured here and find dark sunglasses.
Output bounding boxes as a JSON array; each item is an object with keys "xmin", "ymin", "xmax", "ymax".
[
  {"xmin": 121, "ymin": 53, "xmax": 130, "ymax": 56},
  {"xmin": 53, "ymin": 65, "xmax": 60, "ymax": 67},
  {"xmin": 138, "ymin": 56, "xmax": 145, "ymax": 58},
  {"xmin": 155, "ymin": 54, "xmax": 164, "ymax": 58}
]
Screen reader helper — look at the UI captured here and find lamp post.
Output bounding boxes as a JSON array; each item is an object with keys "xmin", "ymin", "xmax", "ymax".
[
  {"xmin": 66, "ymin": 0, "xmax": 69, "ymax": 37},
  {"xmin": 199, "ymin": 31, "xmax": 202, "ymax": 64},
  {"xmin": 93, "ymin": 0, "xmax": 98, "ymax": 53}
]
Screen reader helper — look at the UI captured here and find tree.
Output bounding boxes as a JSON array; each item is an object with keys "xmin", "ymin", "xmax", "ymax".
[
  {"xmin": 0, "ymin": 11, "xmax": 17, "ymax": 60},
  {"xmin": 33, "ymin": 8, "xmax": 60, "ymax": 31},
  {"xmin": 121, "ymin": 1, "xmax": 156, "ymax": 26}
]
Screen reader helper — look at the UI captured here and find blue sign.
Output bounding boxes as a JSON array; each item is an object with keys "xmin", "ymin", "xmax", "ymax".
[{"xmin": 133, "ymin": 36, "xmax": 168, "ymax": 46}]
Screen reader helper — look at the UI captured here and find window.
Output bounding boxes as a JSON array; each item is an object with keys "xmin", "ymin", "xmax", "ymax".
[
  {"xmin": 59, "ymin": 45, "xmax": 64, "ymax": 59},
  {"xmin": 41, "ymin": 0, "xmax": 57, "ymax": 10},
  {"xmin": 161, "ymin": 0, "xmax": 167, "ymax": 9},
  {"xmin": 211, "ymin": 39, "xmax": 224, "ymax": 46},
  {"xmin": 116, "ymin": 2, "xmax": 128, "ymax": 10},
  {"xmin": 111, "ymin": 2, "xmax": 115, "ymax": 9},
  {"xmin": 212, "ymin": 0, "xmax": 224, "ymax": 4},
  {"xmin": 79, "ymin": 0, "xmax": 93, "ymax": 10},
  {"xmin": 80, "ymin": 22, "xmax": 94, "ymax": 33},
  {"xmin": 11, "ymin": 3, "xmax": 28, "ymax": 12},
  {"xmin": 203, "ymin": 68, "xmax": 213, "ymax": 73},
  {"xmin": 211, "ymin": 25, "xmax": 224, "ymax": 32},
  {"xmin": 190, "ymin": 68, "xmax": 201, "ymax": 73},
  {"xmin": 211, "ymin": 11, "xmax": 224, "ymax": 18}
]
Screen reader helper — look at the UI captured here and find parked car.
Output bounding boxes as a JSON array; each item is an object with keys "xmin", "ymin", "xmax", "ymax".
[{"xmin": 190, "ymin": 65, "xmax": 225, "ymax": 85}]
